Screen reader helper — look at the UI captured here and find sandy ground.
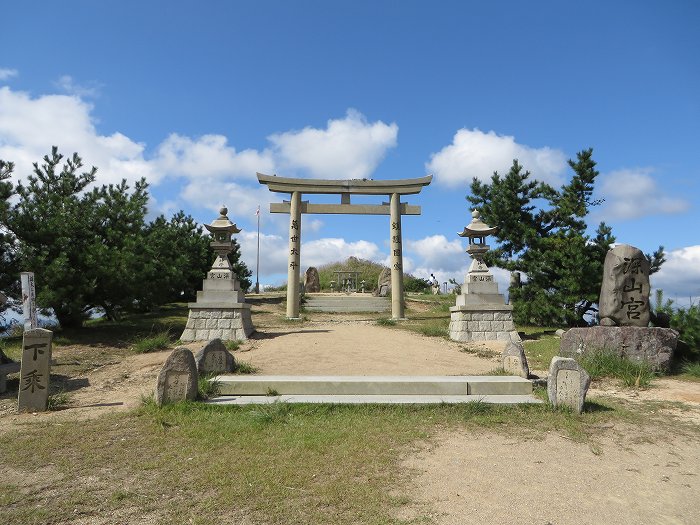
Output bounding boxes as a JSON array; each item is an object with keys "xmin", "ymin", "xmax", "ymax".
[{"xmin": 2, "ymin": 306, "xmax": 700, "ymax": 524}]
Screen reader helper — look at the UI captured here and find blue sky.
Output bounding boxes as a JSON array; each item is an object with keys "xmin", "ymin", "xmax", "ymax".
[{"xmin": 2, "ymin": 1, "xmax": 699, "ymax": 303}]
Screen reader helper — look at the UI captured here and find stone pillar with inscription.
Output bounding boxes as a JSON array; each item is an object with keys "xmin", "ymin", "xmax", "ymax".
[
  {"xmin": 287, "ymin": 191, "xmax": 302, "ymax": 319},
  {"xmin": 449, "ymin": 210, "xmax": 520, "ymax": 343},
  {"xmin": 17, "ymin": 328, "xmax": 53, "ymax": 412},
  {"xmin": 389, "ymin": 193, "xmax": 405, "ymax": 319},
  {"xmin": 180, "ymin": 206, "xmax": 254, "ymax": 342}
]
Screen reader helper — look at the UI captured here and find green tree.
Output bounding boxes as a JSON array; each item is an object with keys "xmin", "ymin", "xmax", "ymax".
[
  {"xmin": 468, "ymin": 149, "xmax": 662, "ymax": 327},
  {"xmin": 0, "ymin": 159, "xmax": 19, "ymax": 317}
]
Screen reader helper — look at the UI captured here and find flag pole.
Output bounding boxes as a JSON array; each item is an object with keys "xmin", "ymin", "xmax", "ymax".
[{"xmin": 255, "ymin": 205, "xmax": 260, "ymax": 294}]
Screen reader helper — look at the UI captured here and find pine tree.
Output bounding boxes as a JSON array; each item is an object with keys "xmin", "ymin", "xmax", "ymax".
[{"xmin": 468, "ymin": 149, "xmax": 659, "ymax": 327}]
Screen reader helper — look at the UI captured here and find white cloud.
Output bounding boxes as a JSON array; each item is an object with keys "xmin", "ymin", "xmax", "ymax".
[
  {"xmin": 599, "ymin": 168, "xmax": 690, "ymax": 220},
  {"xmin": 427, "ymin": 128, "xmax": 567, "ymax": 188},
  {"xmin": 268, "ymin": 109, "xmax": 398, "ymax": 179},
  {"xmin": 301, "ymin": 238, "xmax": 382, "ymax": 269},
  {"xmin": 651, "ymin": 245, "xmax": 700, "ymax": 306},
  {"xmin": 404, "ymin": 234, "xmax": 465, "ymax": 273},
  {"xmin": 0, "ymin": 68, "xmax": 18, "ymax": 81},
  {"xmin": 155, "ymin": 133, "xmax": 274, "ymax": 181},
  {"xmin": 54, "ymin": 75, "xmax": 101, "ymax": 98},
  {"xmin": 0, "ymin": 87, "xmax": 157, "ymax": 185}
]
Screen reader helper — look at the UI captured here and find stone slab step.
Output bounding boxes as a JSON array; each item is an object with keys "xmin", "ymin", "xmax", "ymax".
[
  {"xmin": 304, "ymin": 296, "xmax": 390, "ymax": 313},
  {"xmin": 214, "ymin": 375, "xmax": 532, "ymax": 396},
  {"xmin": 206, "ymin": 394, "xmax": 543, "ymax": 405}
]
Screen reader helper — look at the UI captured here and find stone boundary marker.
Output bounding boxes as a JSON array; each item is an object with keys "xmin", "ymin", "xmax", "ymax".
[
  {"xmin": 501, "ymin": 341, "xmax": 529, "ymax": 378},
  {"xmin": 155, "ymin": 348, "xmax": 198, "ymax": 406},
  {"xmin": 547, "ymin": 357, "xmax": 590, "ymax": 414},
  {"xmin": 17, "ymin": 328, "xmax": 53, "ymax": 412},
  {"xmin": 195, "ymin": 339, "xmax": 235, "ymax": 375}
]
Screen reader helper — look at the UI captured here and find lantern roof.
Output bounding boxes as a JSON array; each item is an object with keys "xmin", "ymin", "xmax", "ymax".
[
  {"xmin": 458, "ymin": 210, "xmax": 498, "ymax": 238},
  {"xmin": 204, "ymin": 206, "xmax": 241, "ymax": 234}
]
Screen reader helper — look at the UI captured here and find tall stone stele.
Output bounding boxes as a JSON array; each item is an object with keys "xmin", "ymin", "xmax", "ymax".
[
  {"xmin": 448, "ymin": 210, "xmax": 520, "ymax": 343},
  {"xmin": 180, "ymin": 206, "xmax": 254, "ymax": 342}
]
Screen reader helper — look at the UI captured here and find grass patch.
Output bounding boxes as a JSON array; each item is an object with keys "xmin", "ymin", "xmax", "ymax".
[
  {"xmin": 375, "ymin": 318, "xmax": 396, "ymax": 326},
  {"xmin": 225, "ymin": 340, "xmax": 240, "ymax": 351},
  {"xmin": 197, "ymin": 374, "xmax": 221, "ymax": 400},
  {"xmin": 233, "ymin": 361, "xmax": 259, "ymax": 374},
  {"xmin": 579, "ymin": 350, "xmax": 657, "ymax": 388},
  {"xmin": 461, "ymin": 345, "xmax": 496, "ymax": 359},
  {"xmin": 47, "ymin": 390, "xmax": 72, "ymax": 411},
  {"xmin": 131, "ymin": 330, "xmax": 174, "ymax": 354},
  {"xmin": 522, "ymin": 337, "xmax": 560, "ymax": 370},
  {"xmin": 1, "ymin": 399, "xmax": 658, "ymax": 525}
]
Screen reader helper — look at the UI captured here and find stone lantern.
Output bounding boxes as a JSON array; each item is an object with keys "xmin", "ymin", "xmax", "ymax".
[
  {"xmin": 204, "ymin": 206, "xmax": 241, "ymax": 277},
  {"xmin": 180, "ymin": 206, "xmax": 254, "ymax": 342},
  {"xmin": 448, "ymin": 209, "xmax": 520, "ymax": 343}
]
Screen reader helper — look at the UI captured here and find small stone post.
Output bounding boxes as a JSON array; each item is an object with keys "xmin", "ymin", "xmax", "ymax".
[{"xmin": 17, "ymin": 328, "xmax": 53, "ymax": 412}]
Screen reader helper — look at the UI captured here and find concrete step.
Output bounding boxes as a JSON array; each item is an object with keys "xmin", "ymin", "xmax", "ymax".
[
  {"xmin": 304, "ymin": 295, "xmax": 390, "ymax": 313},
  {"xmin": 214, "ymin": 375, "xmax": 532, "ymax": 396},
  {"xmin": 206, "ymin": 394, "xmax": 543, "ymax": 405}
]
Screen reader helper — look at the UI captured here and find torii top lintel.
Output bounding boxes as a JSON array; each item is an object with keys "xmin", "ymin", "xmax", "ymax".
[{"xmin": 257, "ymin": 173, "xmax": 433, "ymax": 195}]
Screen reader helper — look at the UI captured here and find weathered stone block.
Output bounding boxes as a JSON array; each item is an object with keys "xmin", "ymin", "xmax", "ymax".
[
  {"xmin": 560, "ymin": 326, "xmax": 678, "ymax": 372},
  {"xmin": 195, "ymin": 329, "xmax": 210, "ymax": 340},
  {"xmin": 492, "ymin": 321, "xmax": 504, "ymax": 331},
  {"xmin": 547, "ymin": 357, "xmax": 590, "ymax": 414},
  {"xmin": 205, "ymin": 319, "xmax": 217, "ymax": 329},
  {"xmin": 155, "ymin": 347, "xmax": 198, "ymax": 406},
  {"xmin": 482, "ymin": 312, "xmax": 494, "ymax": 321},
  {"xmin": 501, "ymin": 341, "xmax": 529, "ymax": 378},
  {"xmin": 599, "ymin": 244, "xmax": 650, "ymax": 327},
  {"xmin": 218, "ymin": 319, "xmax": 230, "ymax": 329},
  {"xmin": 180, "ymin": 329, "xmax": 196, "ymax": 341},
  {"xmin": 210, "ymin": 329, "xmax": 223, "ymax": 339},
  {"xmin": 503, "ymin": 320, "xmax": 515, "ymax": 331},
  {"xmin": 221, "ymin": 310, "xmax": 234, "ymax": 319},
  {"xmin": 193, "ymin": 319, "xmax": 206, "ymax": 329}
]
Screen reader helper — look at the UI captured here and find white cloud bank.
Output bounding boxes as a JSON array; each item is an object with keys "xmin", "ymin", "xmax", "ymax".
[
  {"xmin": 651, "ymin": 245, "xmax": 700, "ymax": 305},
  {"xmin": 0, "ymin": 84, "xmax": 398, "ymax": 227},
  {"xmin": 599, "ymin": 168, "xmax": 690, "ymax": 220},
  {"xmin": 427, "ymin": 128, "xmax": 567, "ymax": 187},
  {"xmin": 268, "ymin": 109, "xmax": 398, "ymax": 179}
]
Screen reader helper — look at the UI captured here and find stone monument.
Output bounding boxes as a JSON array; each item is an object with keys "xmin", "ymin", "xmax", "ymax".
[
  {"xmin": 155, "ymin": 347, "xmax": 198, "ymax": 406},
  {"xmin": 180, "ymin": 206, "xmax": 254, "ymax": 342},
  {"xmin": 449, "ymin": 210, "xmax": 520, "ymax": 342},
  {"xmin": 304, "ymin": 267, "xmax": 321, "ymax": 293},
  {"xmin": 195, "ymin": 338, "xmax": 236, "ymax": 375},
  {"xmin": 547, "ymin": 356, "xmax": 591, "ymax": 414},
  {"xmin": 501, "ymin": 340, "xmax": 530, "ymax": 378},
  {"xmin": 559, "ymin": 243, "xmax": 678, "ymax": 372},
  {"xmin": 17, "ymin": 328, "xmax": 53, "ymax": 412},
  {"xmin": 376, "ymin": 267, "xmax": 391, "ymax": 297},
  {"xmin": 599, "ymin": 244, "xmax": 650, "ymax": 327}
]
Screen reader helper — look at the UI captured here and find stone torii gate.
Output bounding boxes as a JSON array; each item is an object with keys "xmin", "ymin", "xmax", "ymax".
[{"xmin": 257, "ymin": 173, "xmax": 432, "ymax": 320}]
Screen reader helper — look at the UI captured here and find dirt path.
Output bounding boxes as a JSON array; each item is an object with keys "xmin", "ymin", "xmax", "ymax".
[{"xmin": 399, "ymin": 430, "xmax": 700, "ymax": 525}]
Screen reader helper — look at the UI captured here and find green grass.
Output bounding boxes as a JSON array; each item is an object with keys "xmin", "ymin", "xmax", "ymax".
[
  {"xmin": 131, "ymin": 330, "xmax": 174, "ymax": 353},
  {"xmin": 47, "ymin": 390, "xmax": 72, "ymax": 411},
  {"xmin": 1, "ymin": 398, "xmax": 660, "ymax": 525},
  {"xmin": 375, "ymin": 318, "xmax": 396, "ymax": 326},
  {"xmin": 197, "ymin": 374, "xmax": 221, "ymax": 400},
  {"xmin": 579, "ymin": 350, "xmax": 657, "ymax": 388},
  {"xmin": 233, "ymin": 361, "xmax": 259, "ymax": 374},
  {"xmin": 225, "ymin": 340, "xmax": 241, "ymax": 351}
]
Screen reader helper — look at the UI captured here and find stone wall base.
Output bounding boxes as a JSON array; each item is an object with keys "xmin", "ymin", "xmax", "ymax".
[
  {"xmin": 180, "ymin": 306, "xmax": 254, "ymax": 342},
  {"xmin": 449, "ymin": 306, "xmax": 520, "ymax": 343},
  {"xmin": 559, "ymin": 326, "xmax": 678, "ymax": 372}
]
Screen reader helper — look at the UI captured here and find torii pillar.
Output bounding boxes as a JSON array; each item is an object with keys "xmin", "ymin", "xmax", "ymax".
[{"xmin": 257, "ymin": 173, "xmax": 433, "ymax": 320}]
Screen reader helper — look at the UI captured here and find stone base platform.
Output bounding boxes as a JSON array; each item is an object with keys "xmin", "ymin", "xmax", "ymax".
[
  {"xmin": 449, "ymin": 305, "xmax": 520, "ymax": 343},
  {"xmin": 559, "ymin": 326, "xmax": 679, "ymax": 372},
  {"xmin": 206, "ymin": 394, "xmax": 542, "ymax": 405},
  {"xmin": 180, "ymin": 304, "xmax": 253, "ymax": 342},
  {"xmin": 212, "ymin": 375, "xmax": 533, "ymax": 396}
]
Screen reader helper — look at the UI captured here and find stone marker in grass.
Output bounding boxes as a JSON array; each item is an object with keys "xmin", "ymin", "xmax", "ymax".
[
  {"xmin": 501, "ymin": 340, "xmax": 530, "ymax": 378},
  {"xmin": 155, "ymin": 347, "xmax": 198, "ymax": 406},
  {"xmin": 195, "ymin": 338, "xmax": 235, "ymax": 375},
  {"xmin": 547, "ymin": 356, "xmax": 590, "ymax": 414},
  {"xmin": 17, "ymin": 328, "xmax": 53, "ymax": 412}
]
